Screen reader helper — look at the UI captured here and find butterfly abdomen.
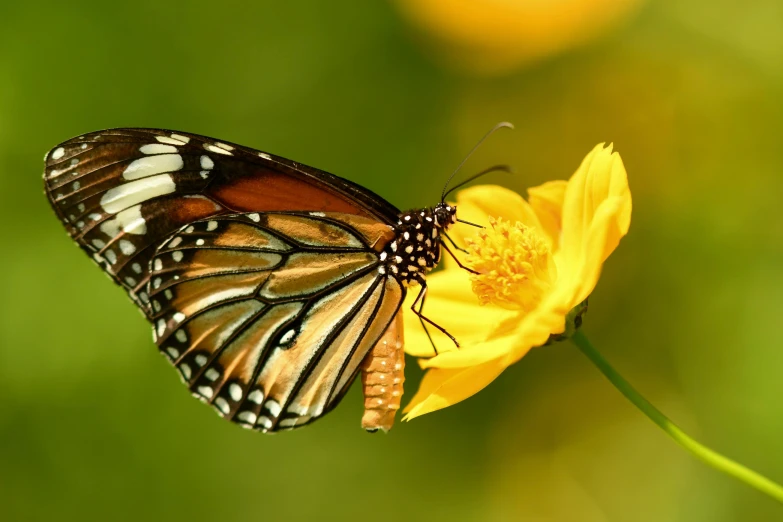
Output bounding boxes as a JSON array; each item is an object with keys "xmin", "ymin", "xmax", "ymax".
[{"xmin": 360, "ymin": 312, "xmax": 405, "ymax": 432}]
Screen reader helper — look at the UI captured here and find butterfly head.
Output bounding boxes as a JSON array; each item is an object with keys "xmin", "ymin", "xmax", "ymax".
[{"xmin": 432, "ymin": 202, "xmax": 457, "ymax": 230}]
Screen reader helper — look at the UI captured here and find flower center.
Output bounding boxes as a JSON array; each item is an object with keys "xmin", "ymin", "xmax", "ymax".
[{"xmin": 465, "ymin": 217, "xmax": 553, "ymax": 312}]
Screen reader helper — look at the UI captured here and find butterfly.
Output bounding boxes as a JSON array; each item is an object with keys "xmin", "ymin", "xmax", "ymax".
[{"xmin": 43, "ymin": 126, "xmax": 510, "ymax": 433}]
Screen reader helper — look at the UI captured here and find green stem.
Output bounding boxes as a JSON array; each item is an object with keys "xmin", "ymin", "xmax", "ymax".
[{"xmin": 570, "ymin": 329, "xmax": 783, "ymax": 504}]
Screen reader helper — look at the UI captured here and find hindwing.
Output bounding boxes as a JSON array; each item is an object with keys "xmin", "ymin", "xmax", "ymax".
[{"xmin": 148, "ymin": 211, "xmax": 405, "ymax": 431}]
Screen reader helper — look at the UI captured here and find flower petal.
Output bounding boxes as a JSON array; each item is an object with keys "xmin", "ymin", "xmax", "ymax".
[
  {"xmin": 570, "ymin": 195, "xmax": 630, "ymax": 305},
  {"xmin": 527, "ymin": 180, "xmax": 567, "ymax": 250},
  {"xmin": 447, "ymin": 185, "xmax": 545, "ymax": 247},
  {"xmin": 419, "ymin": 289, "xmax": 568, "ymax": 369},
  {"xmin": 458, "ymin": 184, "xmax": 543, "ymax": 228},
  {"xmin": 403, "ymin": 269, "xmax": 516, "ymax": 357},
  {"xmin": 558, "ymin": 143, "xmax": 631, "ymax": 305},
  {"xmin": 402, "ymin": 357, "xmax": 508, "ymax": 420}
]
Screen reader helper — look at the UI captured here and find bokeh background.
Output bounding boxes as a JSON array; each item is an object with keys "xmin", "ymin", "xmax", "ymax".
[{"xmin": 1, "ymin": 1, "xmax": 781, "ymax": 520}]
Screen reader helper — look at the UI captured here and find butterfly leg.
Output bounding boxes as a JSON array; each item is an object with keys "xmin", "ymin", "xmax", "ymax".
[
  {"xmin": 411, "ymin": 277, "xmax": 460, "ymax": 351},
  {"xmin": 413, "ymin": 283, "xmax": 438, "ymax": 355},
  {"xmin": 443, "ymin": 232, "xmax": 470, "ymax": 254},
  {"xmin": 440, "ymin": 240, "xmax": 478, "ymax": 275}
]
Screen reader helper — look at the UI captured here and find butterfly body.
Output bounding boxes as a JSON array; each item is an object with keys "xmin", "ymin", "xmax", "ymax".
[
  {"xmin": 380, "ymin": 204, "xmax": 456, "ymax": 287},
  {"xmin": 43, "ymin": 128, "xmax": 457, "ymax": 433}
]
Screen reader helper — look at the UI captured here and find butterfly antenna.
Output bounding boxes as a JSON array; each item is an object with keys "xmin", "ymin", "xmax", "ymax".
[
  {"xmin": 442, "ymin": 164, "xmax": 514, "ymax": 201},
  {"xmin": 456, "ymin": 218, "xmax": 483, "ymax": 228},
  {"xmin": 441, "ymin": 122, "xmax": 514, "ymax": 202}
]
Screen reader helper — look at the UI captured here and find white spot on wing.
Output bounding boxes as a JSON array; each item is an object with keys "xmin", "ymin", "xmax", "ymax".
[
  {"xmin": 51, "ymin": 147, "xmax": 65, "ymax": 160},
  {"xmin": 204, "ymin": 143, "xmax": 232, "ymax": 155},
  {"xmin": 229, "ymin": 383, "xmax": 243, "ymax": 402},
  {"xmin": 100, "ymin": 174, "xmax": 176, "ymax": 214},
  {"xmin": 258, "ymin": 152, "xmax": 272, "ymax": 160},
  {"xmin": 248, "ymin": 213, "xmax": 260, "ymax": 222},
  {"xmin": 156, "ymin": 135, "xmax": 187, "ymax": 146},
  {"xmin": 197, "ymin": 386, "xmax": 213, "ymax": 399},
  {"xmin": 205, "ymin": 368, "xmax": 220, "ymax": 381},
  {"xmin": 257, "ymin": 416, "xmax": 272, "ymax": 429},
  {"xmin": 194, "ymin": 354, "xmax": 208, "ymax": 367},
  {"xmin": 264, "ymin": 399, "xmax": 281, "ymax": 417},
  {"xmin": 287, "ymin": 404, "xmax": 308, "ymax": 416},
  {"xmin": 140, "ymin": 143, "xmax": 178, "ymax": 155},
  {"xmin": 119, "ymin": 239, "xmax": 136, "ymax": 256},
  {"xmin": 99, "ymin": 204, "xmax": 147, "ymax": 238},
  {"xmin": 237, "ymin": 411, "xmax": 257, "ymax": 424},
  {"xmin": 122, "ymin": 154, "xmax": 183, "ymax": 181},
  {"xmin": 279, "ymin": 329, "xmax": 296, "ymax": 345},
  {"xmin": 200, "ymin": 155, "xmax": 214, "ymax": 170},
  {"xmin": 248, "ymin": 389, "xmax": 264, "ymax": 404},
  {"xmin": 215, "ymin": 397, "xmax": 230, "ymax": 415},
  {"xmin": 169, "ymin": 134, "xmax": 190, "ymax": 144},
  {"xmin": 166, "ymin": 347, "xmax": 180, "ymax": 359},
  {"xmin": 206, "ymin": 221, "xmax": 218, "ymax": 232}
]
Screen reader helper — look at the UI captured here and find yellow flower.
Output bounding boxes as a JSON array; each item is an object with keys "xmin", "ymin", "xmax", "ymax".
[
  {"xmin": 393, "ymin": 0, "xmax": 645, "ymax": 75},
  {"xmin": 403, "ymin": 143, "xmax": 632, "ymax": 420}
]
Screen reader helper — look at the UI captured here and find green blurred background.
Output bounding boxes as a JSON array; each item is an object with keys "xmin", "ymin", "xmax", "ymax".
[{"xmin": 1, "ymin": 1, "xmax": 781, "ymax": 520}]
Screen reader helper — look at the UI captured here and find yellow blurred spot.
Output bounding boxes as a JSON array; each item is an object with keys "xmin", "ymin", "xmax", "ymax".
[{"xmin": 393, "ymin": 0, "xmax": 645, "ymax": 75}]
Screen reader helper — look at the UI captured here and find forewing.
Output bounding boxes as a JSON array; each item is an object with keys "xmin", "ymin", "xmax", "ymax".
[
  {"xmin": 43, "ymin": 128, "xmax": 401, "ymax": 317},
  {"xmin": 149, "ymin": 211, "xmax": 404, "ymax": 431}
]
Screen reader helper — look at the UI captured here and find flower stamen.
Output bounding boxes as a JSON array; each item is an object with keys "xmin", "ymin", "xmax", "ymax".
[{"xmin": 465, "ymin": 217, "xmax": 553, "ymax": 312}]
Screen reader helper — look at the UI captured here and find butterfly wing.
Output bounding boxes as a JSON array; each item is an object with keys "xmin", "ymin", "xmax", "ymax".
[
  {"xmin": 149, "ymin": 211, "xmax": 405, "ymax": 431},
  {"xmin": 43, "ymin": 128, "xmax": 409, "ymax": 431},
  {"xmin": 43, "ymin": 128, "xmax": 400, "ymax": 317}
]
